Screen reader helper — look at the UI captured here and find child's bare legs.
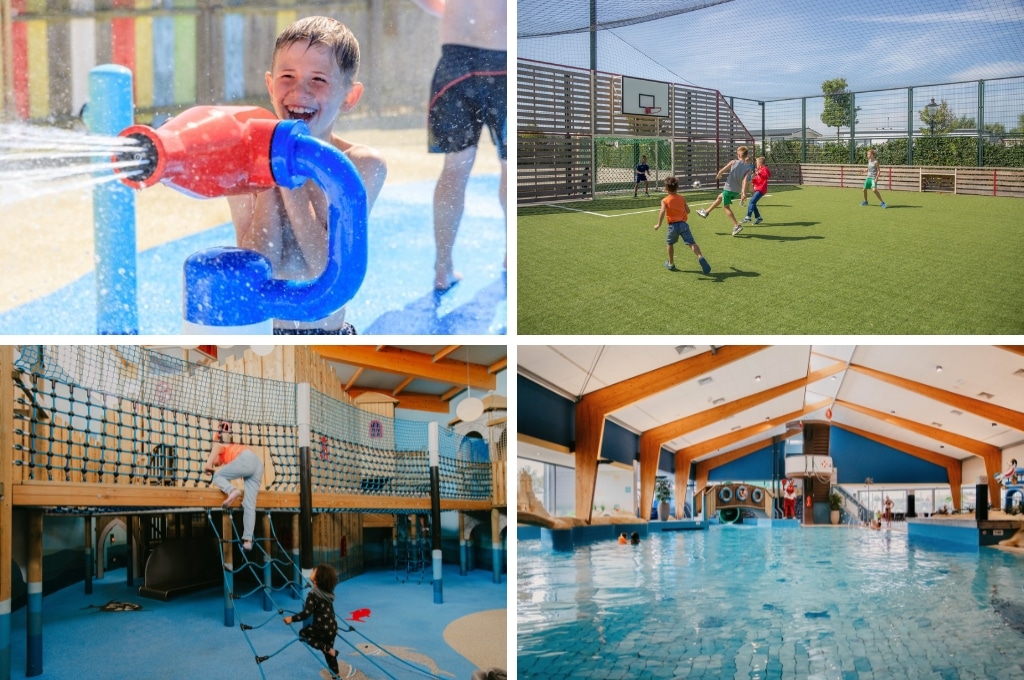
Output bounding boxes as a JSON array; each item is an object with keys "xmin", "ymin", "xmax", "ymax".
[
  {"xmin": 666, "ymin": 243, "xmax": 675, "ymax": 267},
  {"xmin": 873, "ymin": 188, "xmax": 884, "ymax": 204},
  {"xmin": 688, "ymin": 243, "xmax": 703, "ymax": 259},
  {"xmin": 723, "ymin": 205, "xmax": 739, "ymax": 227},
  {"xmin": 433, "ymin": 146, "xmax": 476, "ymax": 291}
]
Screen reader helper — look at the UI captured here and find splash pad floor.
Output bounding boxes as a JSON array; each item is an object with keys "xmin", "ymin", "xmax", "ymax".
[{"xmin": 0, "ymin": 174, "xmax": 505, "ymax": 335}]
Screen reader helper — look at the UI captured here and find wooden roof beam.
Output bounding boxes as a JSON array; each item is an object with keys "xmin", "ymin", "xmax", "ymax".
[{"xmin": 848, "ymin": 363, "xmax": 1024, "ymax": 431}]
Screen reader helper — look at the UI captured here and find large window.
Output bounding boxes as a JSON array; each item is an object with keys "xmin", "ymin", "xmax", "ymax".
[{"xmin": 517, "ymin": 456, "xmax": 634, "ymax": 518}]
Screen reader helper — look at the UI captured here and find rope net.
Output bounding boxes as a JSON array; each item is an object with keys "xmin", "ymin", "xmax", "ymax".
[{"xmin": 12, "ymin": 346, "xmax": 493, "ymax": 507}]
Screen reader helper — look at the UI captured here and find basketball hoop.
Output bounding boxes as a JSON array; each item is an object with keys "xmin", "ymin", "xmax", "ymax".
[{"xmin": 643, "ymin": 106, "xmax": 662, "ymax": 116}]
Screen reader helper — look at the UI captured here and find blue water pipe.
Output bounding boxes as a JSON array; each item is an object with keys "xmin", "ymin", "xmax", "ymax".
[
  {"xmin": 86, "ymin": 64, "xmax": 138, "ymax": 335},
  {"xmin": 181, "ymin": 119, "xmax": 368, "ymax": 333}
]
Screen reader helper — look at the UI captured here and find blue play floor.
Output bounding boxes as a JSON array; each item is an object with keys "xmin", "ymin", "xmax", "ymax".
[
  {"xmin": 6, "ymin": 563, "xmax": 506, "ymax": 679},
  {"xmin": 0, "ymin": 175, "xmax": 506, "ymax": 335}
]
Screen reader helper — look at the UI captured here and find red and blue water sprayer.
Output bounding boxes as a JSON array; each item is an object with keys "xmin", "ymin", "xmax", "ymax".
[{"xmin": 114, "ymin": 104, "xmax": 368, "ymax": 333}]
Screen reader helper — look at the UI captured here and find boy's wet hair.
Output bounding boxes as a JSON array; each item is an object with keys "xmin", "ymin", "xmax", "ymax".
[
  {"xmin": 274, "ymin": 16, "xmax": 360, "ymax": 81},
  {"xmin": 313, "ymin": 562, "xmax": 338, "ymax": 593},
  {"xmin": 663, "ymin": 176, "xmax": 679, "ymax": 191}
]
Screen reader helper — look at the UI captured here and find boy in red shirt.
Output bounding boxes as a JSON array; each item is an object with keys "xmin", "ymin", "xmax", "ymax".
[
  {"xmin": 742, "ymin": 156, "xmax": 771, "ymax": 225},
  {"xmin": 654, "ymin": 176, "xmax": 711, "ymax": 274}
]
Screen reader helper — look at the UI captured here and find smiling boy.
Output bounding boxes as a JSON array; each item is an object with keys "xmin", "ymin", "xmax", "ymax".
[{"xmin": 227, "ymin": 16, "xmax": 387, "ymax": 334}]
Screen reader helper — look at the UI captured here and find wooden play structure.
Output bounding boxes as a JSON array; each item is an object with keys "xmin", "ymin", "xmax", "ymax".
[
  {"xmin": 702, "ymin": 483, "xmax": 775, "ymax": 522},
  {"xmin": 0, "ymin": 344, "xmax": 507, "ymax": 670}
]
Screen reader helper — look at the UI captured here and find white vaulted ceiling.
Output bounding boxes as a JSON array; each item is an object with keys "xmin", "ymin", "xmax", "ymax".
[{"xmin": 517, "ymin": 345, "xmax": 1024, "ymax": 464}]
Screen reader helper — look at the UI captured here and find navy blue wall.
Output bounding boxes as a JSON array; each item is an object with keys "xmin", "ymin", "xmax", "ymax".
[
  {"xmin": 601, "ymin": 420, "xmax": 637, "ymax": 466},
  {"xmin": 830, "ymin": 427, "xmax": 947, "ymax": 484},
  {"xmin": 518, "ymin": 376, "xmax": 575, "ymax": 447},
  {"xmin": 709, "ymin": 446, "xmax": 774, "ymax": 480}
]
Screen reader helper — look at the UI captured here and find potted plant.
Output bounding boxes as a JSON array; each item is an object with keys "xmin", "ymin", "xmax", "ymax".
[
  {"xmin": 655, "ymin": 477, "xmax": 673, "ymax": 521},
  {"xmin": 828, "ymin": 491, "xmax": 843, "ymax": 525}
]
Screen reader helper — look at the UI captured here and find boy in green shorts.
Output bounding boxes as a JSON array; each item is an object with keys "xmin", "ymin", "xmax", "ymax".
[
  {"xmin": 861, "ymin": 148, "xmax": 886, "ymax": 208},
  {"xmin": 696, "ymin": 145, "xmax": 752, "ymax": 236}
]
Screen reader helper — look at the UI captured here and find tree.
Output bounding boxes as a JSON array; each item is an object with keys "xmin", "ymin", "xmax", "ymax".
[
  {"xmin": 919, "ymin": 99, "xmax": 958, "ymax": 135},
  {"xmin": 821, "ymin": 78, "xmax": 859, "ymax": 141}
]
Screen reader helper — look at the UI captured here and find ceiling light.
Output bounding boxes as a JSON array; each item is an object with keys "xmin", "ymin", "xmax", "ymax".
[
  {"xmin": 1014, "ymin": 369, "xmax": 1024, "ymax": 377},
  {"xmin": 935, "ymin": 365, "xmax": 942, "ymax": 372},
  {"xmin": 675, "ymin": 345, "xmax": 695, "ymax": 355},
  {"xmin": 940, "ymin": 445, "xmax": 945, "ymax": 449},
  {"xmin": 754, "ymin": 375, "xmax": 762, "ymax": 382},
  {"xmin": 992, "ymin": 422, "xmax": 998, "ymax": 427},
  {"xmin": 931, "ymin": 422, "xmax": 942, "ymax": 428},
  {"xmin": 456, "ymin": 348, "xmax": 484, "ymax": 422},
  {"xmin": 950, "ymin": 409, "xmax": 963, "ymax": 416},
  {"xmin": 978, "ymin": 391, "xmax": 995, "ymax": 400},
  {"xmin": 250, "ymin": 345, "xmax": 274, "ymax": 357},
  {"xmin": 698, "ymin": 377, "xmax": 714, "ymax": 386},
  {"xmin": 711, "ymin": 397, "xmax": 725, "ymax": 405},
  {"xmin": 890, "ymin": 410, "xmax": 896, "ymax": 415}
]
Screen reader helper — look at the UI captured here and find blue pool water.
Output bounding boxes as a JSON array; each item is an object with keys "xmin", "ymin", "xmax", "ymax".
[
  {"xmin": 518, "ymin": 527, "xmax": 1024, "ymax": 679},
  {"xmin": 0, "ymin": 175, "xmax": 505, "ymax": 335}
]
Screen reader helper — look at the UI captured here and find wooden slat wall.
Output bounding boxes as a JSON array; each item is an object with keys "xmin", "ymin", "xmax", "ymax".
[
  {"xmin": 800, "ymin": 164, "xmax": 1024, "ymax": 197},
  {"xmin": 518, "ymin": 60, "xmax": 753, "ymax": 204}
]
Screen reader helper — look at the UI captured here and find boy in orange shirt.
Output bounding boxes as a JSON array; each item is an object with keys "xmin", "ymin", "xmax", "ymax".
[{"xmin": 653, "ymin": 176, "xmax": 711, "ymax": 274}]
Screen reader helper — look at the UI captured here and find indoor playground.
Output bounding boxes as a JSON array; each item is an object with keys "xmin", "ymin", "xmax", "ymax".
[
  {"xmin": 0, "ymin": 1, "xmax": 506, "ymax": 335},
  {"xmin": 0, "ymin": 345, "xmax": 508, "ymax": 680},
  {"xmin": 517, "ymin": 0, "xmax": 1024, "ymax": 335},
  {"xmin": 518, "ymin": 344, "xmax": 1024, "ymax": 678}
]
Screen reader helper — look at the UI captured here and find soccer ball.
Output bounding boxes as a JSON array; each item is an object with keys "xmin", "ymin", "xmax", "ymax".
[{"xmin": 692, "ymin": 180, "xmax": 701, "ymax": 190}]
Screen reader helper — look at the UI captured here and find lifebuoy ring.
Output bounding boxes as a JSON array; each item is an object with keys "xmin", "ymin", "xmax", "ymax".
[
  {"xmin": 718, "ymin": 486, "xmax": 733, "ymax": 502},
  {"xmin": 751, "ymin": 488, "xmax": 763, "ymax": 503},
  {"xmin": 737, "ymin": 485, "xmax": 748, "ymax": 501}
]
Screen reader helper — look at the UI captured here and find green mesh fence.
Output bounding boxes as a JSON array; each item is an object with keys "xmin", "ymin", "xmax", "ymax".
[
  {"xmin": 732, "ymin": 77, "xmax": 1024, "ymax": 170},
  {"xmin": 12, "ymin": 346, "xmax": 492, "ymax": 507}
]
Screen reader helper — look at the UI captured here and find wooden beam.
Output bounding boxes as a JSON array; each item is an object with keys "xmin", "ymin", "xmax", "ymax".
[
  {"xmin": 10, "ymin": 485, "xmax": 491, "ymax": 512},
  {"xmin": 312, "ymin": 346, "xmax": 495, "ymax": 390},
  {"xmin": 694, "ymin": 430, "xmax": 801, "ymax": 482},
  {"xmin": 345, "ymin": 389, "xmax": 448, "ymax": 413},
  {"xmin": 836, "ymin": 400, "xmax": 1001, "ymax": 460},
  {"xmin": 489, "ymin": 357, "xmax": 508, "ymax": 374},
  {"xmin": 833, "ymin": 423, "xmax": 965, "ymax": 509},
  {"xmin": 637, "ymin": 435, "xmax": 660, "ymax": 524},
  {"xmin": 432, "ymin": 346, "xmax": 460, "ymax": 362},
  {"xmin": 643, "ymin": 361, "xmax": 845, "ymax": 446},
  {"xmin": 575, "ymin": 345, "xmax": 767, "ymax": 523},
  {"xmin": 0, "ymin": 346, "xmax": 13, "ymax": 616},
  {"xmin": 391, "ymin": 376, "xmax": 415, "ymax": 397},
  {"xmin": 678, "ymin": 399, "xmax": 831, "ymax": 460},
  {"xmin": 848, "ymin": 363, "xmax": 1024, "ymax": 431},
  {"xmin": 996, "ymin": 346, "xmax": 1024, "ymax": 358},
  {"xmin": 440, "ymin": 386, "xmax": 464, "ymax": 402},
  {"xmin": 579, "ymin": 345, "xmax": 768, "ymax": 416},
  {"xmin": 344, "ymin": 367, "xmax": 364, "ymax": 392}
]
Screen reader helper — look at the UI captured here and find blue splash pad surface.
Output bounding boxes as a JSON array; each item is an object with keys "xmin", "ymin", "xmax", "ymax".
[{"xmin": 0, "ymin": 175, "xmax": 505, "ymax": 335}]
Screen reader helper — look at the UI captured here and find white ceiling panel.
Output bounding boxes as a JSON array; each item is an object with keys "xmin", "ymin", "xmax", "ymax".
[{"xmin": 518, "ymin": 345, "xmax": 1024, "ymax": 468}]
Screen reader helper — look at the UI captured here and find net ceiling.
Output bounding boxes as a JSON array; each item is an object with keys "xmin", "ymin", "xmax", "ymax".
[{"xmin": 518, "ymin": 0, "xmax": 1024, "ymax": 101}]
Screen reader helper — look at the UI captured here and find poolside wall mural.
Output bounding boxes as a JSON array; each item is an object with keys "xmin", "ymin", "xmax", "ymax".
[{"xmin": 2, "ymin": 0, "xmax": 437, "ymax": 127}]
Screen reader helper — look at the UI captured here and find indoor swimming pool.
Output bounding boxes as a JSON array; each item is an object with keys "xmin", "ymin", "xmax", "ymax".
[{"xmin": 518, "ymin": 526, "xmax": 1024, "ymax": 679}]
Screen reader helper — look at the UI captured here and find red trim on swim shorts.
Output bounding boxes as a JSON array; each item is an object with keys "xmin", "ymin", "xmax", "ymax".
[{"xmin": 428, "ymin": 70, "xmax": 507, "ymax": 111}]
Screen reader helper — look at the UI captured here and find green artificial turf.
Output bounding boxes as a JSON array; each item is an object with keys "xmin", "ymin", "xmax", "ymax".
[{"xmin": 517, "ymin": 185, "xmax": 1024, "ymax": 335}]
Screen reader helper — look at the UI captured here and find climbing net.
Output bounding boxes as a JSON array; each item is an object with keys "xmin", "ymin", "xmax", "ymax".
[
  {"xmin": 11, "ymin": 346, "xmax": 492, "ymax": 504},
  {"xmin": 208, "ymin": 509, "xmax": 446, "ymax": 680}
]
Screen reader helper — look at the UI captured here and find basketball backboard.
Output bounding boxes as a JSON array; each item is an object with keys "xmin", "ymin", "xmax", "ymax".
[{"xmin": 621, "ymin": 76, "xmax": 669, "ymax": 117}]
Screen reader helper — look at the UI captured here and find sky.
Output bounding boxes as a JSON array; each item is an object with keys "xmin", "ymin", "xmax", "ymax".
[{"xmin": 518, "ymin": 0, "xmax": 1024, "ymax": 129}]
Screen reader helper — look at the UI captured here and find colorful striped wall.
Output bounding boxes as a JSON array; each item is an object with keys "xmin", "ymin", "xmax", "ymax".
[{"xmin": 1, "ymin": 0, "xmax": 439, "ymax": 125}]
